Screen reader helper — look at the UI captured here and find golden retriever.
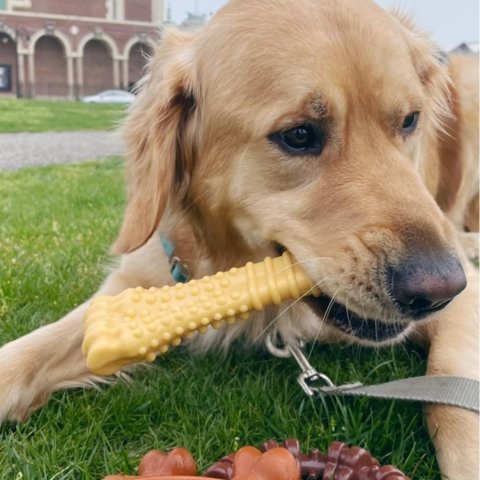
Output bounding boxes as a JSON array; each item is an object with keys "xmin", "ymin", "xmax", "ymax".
[{"xmin": 0, "ymin": 0, "xmax": 478, "ymax": 478}]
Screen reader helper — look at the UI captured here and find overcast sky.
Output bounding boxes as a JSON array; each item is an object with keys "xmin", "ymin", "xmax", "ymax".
[{"xmin": 167, "ymin": 0, "xmax": 479, "ymax": 51}]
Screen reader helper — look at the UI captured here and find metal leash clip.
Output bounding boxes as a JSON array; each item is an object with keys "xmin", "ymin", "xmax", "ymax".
[
  {"xmin": 265, "ymin": 334, "xmax": 479, "ymax": 412},
  {"xmin": 265, "ymin": 332, "xmax": 335, "ymax": 397}
]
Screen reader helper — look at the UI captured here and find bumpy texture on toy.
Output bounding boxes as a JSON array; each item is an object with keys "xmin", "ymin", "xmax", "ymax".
[
  {"xmin": 83, "ymin": 252, "xmax": 319, "ymax": 375},
  {"xmin": 102, "ymin": 439, "xmax": 409, "ymax": 479}
]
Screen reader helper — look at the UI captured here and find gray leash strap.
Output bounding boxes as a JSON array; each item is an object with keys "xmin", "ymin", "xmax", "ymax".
[
  {"xmin": 321, "ymin": 376, "xmax": 479, "ymax": 413},
  {"xmin": 265, "ymin": 334, "xmax": 480, "ymax": 414}
]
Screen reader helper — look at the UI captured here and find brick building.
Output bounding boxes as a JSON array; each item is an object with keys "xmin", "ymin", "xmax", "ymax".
[{"xmin": 0, "ymin": 0, "xmax": 163, "ymax": 98}]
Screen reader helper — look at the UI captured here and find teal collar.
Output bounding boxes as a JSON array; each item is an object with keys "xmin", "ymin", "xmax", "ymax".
[{"xmin": 160, "ymin": 234, "xmax": 190, "ymax": 283}]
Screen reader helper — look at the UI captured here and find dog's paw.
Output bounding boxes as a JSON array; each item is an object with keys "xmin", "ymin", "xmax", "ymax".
[
  {"xmin": 427, "ymin": 404, "xmax": 479, "ymax": 480},
  {"xmin": 0, "ymin": 382, "xmax": 50, "ymax": 425},
  {"xmin": 0, "ymin": 343, "xmax": 51, "ymax": 425}
]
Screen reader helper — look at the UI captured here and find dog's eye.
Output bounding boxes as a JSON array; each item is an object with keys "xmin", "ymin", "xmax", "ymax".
[
  {"xmin": 270, "ymin": 124, "xmax": 325, "ymax": 155},
  {"xmin": 401, "ymin": 111, "xmax": 420, "ymax": 134}
]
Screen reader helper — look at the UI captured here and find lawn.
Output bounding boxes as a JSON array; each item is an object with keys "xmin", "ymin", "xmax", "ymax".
[
  {"xmin": 0, "ymin": 158, "xmax": 439, "ymax": 479},
  {"xmin": 0, "ymin": 99, "xmax": 127, "ymax": 133}
]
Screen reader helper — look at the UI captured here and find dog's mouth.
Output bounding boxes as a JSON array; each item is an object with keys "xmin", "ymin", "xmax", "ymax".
[
  {"xmin": 304, "ymin": 295, "xmax": 411, "ymax": 343},
  {"xmin": 272, "ymin": 244, "xmax": 410, "ymax": 342}
]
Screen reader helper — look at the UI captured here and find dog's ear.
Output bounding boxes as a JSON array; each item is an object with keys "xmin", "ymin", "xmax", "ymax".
[{"xmin": 114, "ymin": 29, "xmax": 197, "ymax": 254}]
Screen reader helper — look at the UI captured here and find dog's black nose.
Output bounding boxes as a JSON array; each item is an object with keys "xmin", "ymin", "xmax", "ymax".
[{"xmin": 390, "ymin": 253, "xmax": 466, "ymax": 318}]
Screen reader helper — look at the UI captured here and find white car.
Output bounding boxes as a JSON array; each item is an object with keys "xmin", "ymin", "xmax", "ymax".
[{"xmin": 81, "ymin": 90, "xmax": 135, "ymax": 104}]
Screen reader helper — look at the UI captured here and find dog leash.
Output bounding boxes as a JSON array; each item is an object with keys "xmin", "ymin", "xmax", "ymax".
[{"xmin": 265, "ymin": 333, "xmax": 480, "ymax": 413}]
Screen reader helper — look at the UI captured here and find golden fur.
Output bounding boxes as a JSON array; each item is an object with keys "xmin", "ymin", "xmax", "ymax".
[{"xmin": 0, "ymin": 1, "xmax": 478, "ymax": 478}]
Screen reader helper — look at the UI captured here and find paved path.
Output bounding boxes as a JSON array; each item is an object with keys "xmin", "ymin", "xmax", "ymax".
[{"xmin": 0, "ymin": 131, "xmax": 124, "ymax": 170}]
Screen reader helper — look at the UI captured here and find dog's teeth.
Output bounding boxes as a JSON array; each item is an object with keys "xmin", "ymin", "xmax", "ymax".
[{"xmin": 82, "ymin": 251, "xmax": 319, "ymax": 375}]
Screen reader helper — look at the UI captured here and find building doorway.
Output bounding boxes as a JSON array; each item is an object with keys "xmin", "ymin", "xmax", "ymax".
[
  {"xmin": 83, "ymin": 39, "xmax": 114, "ymax": 96},
  {"xmin": 0, "ymin": 32, "xmax": 17, "ymax": 96},
  {"xmin": 34, "ymin": 36, "xmax": 68, "ymax": 97},
  {"xmin": 127, "ymin": 41, "xmax": 152, "ymax": 91}
]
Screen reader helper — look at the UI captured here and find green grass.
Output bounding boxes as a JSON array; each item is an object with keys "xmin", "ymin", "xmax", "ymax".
[
  {"xmin": 0, "ymin": 158, "xmax": 439, "ymax": 479},
  {"xmin": 0, "ymin": 99, "xmax": 127, "ymax": 133}
]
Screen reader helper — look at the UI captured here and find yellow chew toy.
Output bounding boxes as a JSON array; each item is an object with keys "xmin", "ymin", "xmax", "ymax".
[{"xmin": 82, "ymin": 251, "xmax": 318, "ymax": 375}]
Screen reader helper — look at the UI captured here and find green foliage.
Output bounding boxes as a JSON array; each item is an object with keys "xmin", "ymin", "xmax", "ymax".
[
  {"xmin": 0, "ymin": 99, "xmax": 126, "ymax": 133},
  {"xmin": 0, "ymin": 159, "xmax": 439, "ymax": 479}
]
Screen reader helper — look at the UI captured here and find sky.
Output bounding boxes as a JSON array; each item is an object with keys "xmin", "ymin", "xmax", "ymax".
[{"xmin": 167, "ymin": 0, "xmax": 479, "ymax": 51}]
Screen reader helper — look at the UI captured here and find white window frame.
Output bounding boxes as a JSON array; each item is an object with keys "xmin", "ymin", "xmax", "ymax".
[
  {"xmin": 7, "ymin": 0, "xmax": 32, "ymax": 9},
  {"xmin": 106, "ymin": 0, "xmax": 124, "ymax": 21}
]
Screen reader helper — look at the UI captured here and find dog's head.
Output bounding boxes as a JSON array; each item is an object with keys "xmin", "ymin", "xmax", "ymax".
[{"xmin": 115, "ymin": 0, "xmax": 466, "ymax": 345}]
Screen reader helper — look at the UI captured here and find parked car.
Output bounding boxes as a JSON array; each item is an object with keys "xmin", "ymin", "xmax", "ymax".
[{"xmin": 81, "ymin": 90, "xmax": 135, "ymax": 104}]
